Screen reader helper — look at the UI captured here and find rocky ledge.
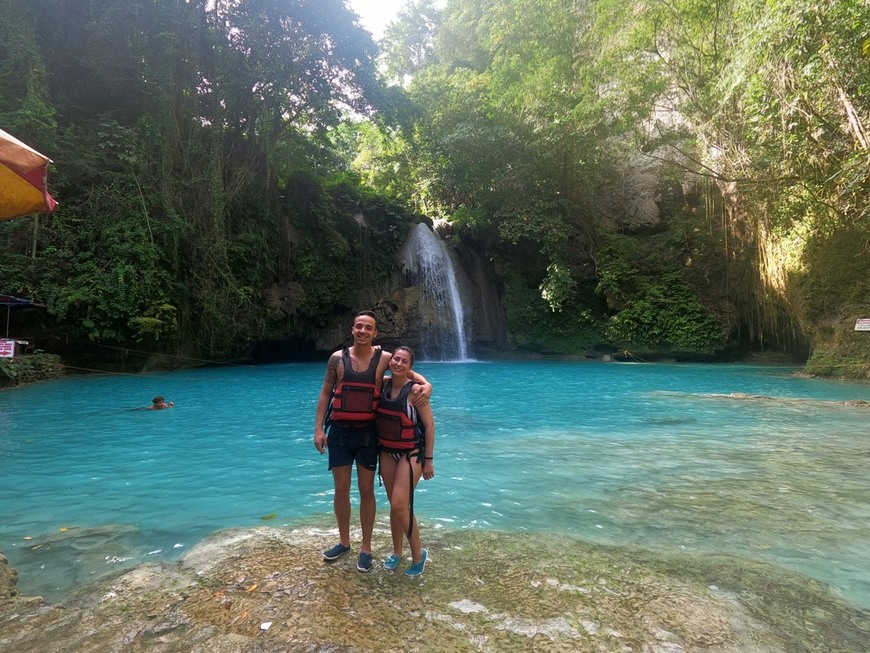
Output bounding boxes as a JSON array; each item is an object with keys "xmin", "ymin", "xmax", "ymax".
[{"xmin": 1, "ymin": 527, "xmax": 868, "ymax": 652}]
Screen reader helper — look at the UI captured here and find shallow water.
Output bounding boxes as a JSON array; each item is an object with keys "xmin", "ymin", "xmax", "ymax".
[{"xmin": 0, "ymin": 361, "xmax": 868, "ymax": 611}]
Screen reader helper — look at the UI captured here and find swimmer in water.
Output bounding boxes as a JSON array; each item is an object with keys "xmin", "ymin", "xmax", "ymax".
[{"xmin": 147, "ymin": 395, "xmax": 174, "ymax": 410}]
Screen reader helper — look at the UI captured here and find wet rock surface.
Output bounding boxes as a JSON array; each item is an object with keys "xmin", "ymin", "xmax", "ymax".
[{"xmin": 1, "ymin": 527, "xmax": 868, "ymax": 652}]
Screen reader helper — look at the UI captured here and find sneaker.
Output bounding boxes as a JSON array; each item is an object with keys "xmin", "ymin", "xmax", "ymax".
[
  {"xmin": 383, "ymin": 553, "xmax": 402, "ymax": 571},
  {"xmin": 404, "ymin": 548, "xmax": 428, "ymax": 577},
  {"xmin": 356, "ymin": 552, "xmax": 373, "ymax": 573},
  {"xmin": 322, "ymin": 543, "xmax": 351, "ymax": 562}
]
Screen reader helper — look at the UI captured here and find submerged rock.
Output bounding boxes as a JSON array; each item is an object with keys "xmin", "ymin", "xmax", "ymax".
[{"xmin": 0, "ymin": 527, "xmax": 867, "ymax": 652}]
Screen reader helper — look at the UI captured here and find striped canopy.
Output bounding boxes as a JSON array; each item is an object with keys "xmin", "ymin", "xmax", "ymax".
[{"xmin": 0, "ymin": 128, "xmax": 58, "ymax": 220}]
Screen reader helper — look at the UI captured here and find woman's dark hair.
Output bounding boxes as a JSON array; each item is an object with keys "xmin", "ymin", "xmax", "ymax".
[
  {"xmin": 393, "ymin": 345, "xmax": 415, "ymax": 366},
  {"xmin": 152, "ymin": 396, "xmax": 164, "ymax": 403}
]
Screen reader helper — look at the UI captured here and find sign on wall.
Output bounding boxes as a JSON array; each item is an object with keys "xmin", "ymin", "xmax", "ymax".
[{"xmin": 0, "ymin": 339, "xmax": 15, "ymax": 358}]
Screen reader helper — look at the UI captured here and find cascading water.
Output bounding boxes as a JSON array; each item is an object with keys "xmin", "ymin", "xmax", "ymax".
[{"xmin": 399, "ymin": 223, "xmax": 469, "ymax": 361}]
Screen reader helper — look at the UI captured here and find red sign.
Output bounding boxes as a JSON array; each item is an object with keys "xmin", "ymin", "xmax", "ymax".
[{"xmin": 0, "ymin": 339, "xmax": 15, "ymax": 358}]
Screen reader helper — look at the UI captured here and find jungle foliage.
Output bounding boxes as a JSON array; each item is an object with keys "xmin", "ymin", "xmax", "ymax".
[
  {"xmin": 1, "ymin": 0, "xmax": 412, "ymax": 362},
  {"xmin": 370, "ymin": 0, "xmax": 868, "ymax": 373},
  {"xmin": 0, "ymin": 0, "xmax": 867, "ymax": 377}
]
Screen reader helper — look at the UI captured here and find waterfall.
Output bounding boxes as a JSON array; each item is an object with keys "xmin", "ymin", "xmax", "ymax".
[{"xmin": 399, "ymin": 223, "xmax": 469, "ymax": 361}]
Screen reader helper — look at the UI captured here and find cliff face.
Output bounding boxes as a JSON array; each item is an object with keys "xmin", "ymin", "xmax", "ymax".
[
  {"xmin": 581, "ymin": 146, "xmax": 868, "ymax": 376},
  {"xmin": 342, "ymin": 225, "xmax": 510, "ymax": 360},
  {"xmin": 802, "ymin": 308, "xmax": 870, "ymax": 381},
  {"xmin": 345, "ymin": 200, "xmax": 866, "ymax": 373},
  {"xmin": 716, "ymin": 178, "xmax": 869, "ymax": 380}
]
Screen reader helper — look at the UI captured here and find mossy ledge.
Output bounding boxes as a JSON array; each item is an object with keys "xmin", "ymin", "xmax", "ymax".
[
  {"xmin": 1, "ymin": 526, "xmax": 868, "ymax": 652},
  {"xmin": 0, "ymin": 353, "xmax": 65, "ymax": 389}
]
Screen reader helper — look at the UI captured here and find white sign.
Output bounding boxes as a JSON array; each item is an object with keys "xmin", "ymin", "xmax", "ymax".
[
  {"xmin": 855, "ymin": 319, "xmax": 870, "ymax": 332},
  {"xmin": 0, "ymin": 339, "xmax": 15, "ymax": 358}
]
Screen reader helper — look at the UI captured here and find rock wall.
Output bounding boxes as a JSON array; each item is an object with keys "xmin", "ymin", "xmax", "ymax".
[
  {"xmin": 453, "ymin": 241, "xmax": 510, "ymax": 352},
  {"xmin": 0, "ymin": 552, "xmax": 18, "ymax": 603},
  {"xmin": 0, "ymin": 353, "xmax": 65, "ymax": 389},
  {"xmin": 380, "ymin": 226, "xmax": 509, "ymax": 358}
]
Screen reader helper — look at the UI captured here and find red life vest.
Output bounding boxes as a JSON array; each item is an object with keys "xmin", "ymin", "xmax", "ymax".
[
  {"xmin": 376, "ymin": 380, "xmax": 420, "ymax": 449},
  {"xmin": 329, "ymin": 346, "xmax": 380, "ymax": 425}
]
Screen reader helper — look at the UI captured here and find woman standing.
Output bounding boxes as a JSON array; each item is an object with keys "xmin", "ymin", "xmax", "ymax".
[{"xmin": 376, "ymin": 346, "xmax": 435, "ymax": 576}]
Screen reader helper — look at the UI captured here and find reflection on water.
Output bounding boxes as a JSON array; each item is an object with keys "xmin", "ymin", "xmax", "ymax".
[{"xmin": 0, "ymin": 361, "xmax": 868, "ymax": 629}]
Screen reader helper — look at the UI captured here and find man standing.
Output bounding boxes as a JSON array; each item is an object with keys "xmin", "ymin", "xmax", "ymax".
[{"xmin": 314, "ymin": 310, "xmax": 430, "ymax": 572}]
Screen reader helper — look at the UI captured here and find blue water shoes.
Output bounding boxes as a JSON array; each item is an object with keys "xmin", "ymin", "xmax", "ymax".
[
  {"xmin": 404, "ymin": 548, "xmax": 428, "ymax": 577},
  {"xmin": 384, "ymin": 553, "xmax": 402, "ymax": 571},
  {"xmin": 322, "ymin": 543, "xmax": 351, "ymax": 562},
  {"xmin": 356, "ymin": 552, "xmax": 374, "ymax": 572}
]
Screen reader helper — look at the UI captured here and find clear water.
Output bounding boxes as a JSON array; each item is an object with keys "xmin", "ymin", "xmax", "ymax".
[{"xmin": 1, "ymin": 361, "xmax": 868, "ymax": 609}]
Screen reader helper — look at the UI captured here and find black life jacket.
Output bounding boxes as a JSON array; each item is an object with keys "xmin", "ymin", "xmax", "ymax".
[
  {"xmin": 376, "ymin": 379, "xmax": 421, "ymax": 449},
  {"xmin": 328, "ymin": 346, "xmax": 380, "ymax": 425}
]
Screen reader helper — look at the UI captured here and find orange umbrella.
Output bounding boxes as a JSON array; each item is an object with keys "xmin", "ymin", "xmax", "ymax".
[{"xmin": 0, "ymin": 127, "xmax": 58, "ymax": 220}]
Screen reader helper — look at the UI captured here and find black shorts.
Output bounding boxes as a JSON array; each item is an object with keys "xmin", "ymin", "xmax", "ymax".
[{"xmin": 327, "ymin": 423, "xmax": 378, "ymax": 472}]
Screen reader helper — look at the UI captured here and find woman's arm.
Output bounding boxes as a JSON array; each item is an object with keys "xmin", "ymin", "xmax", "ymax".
[{"xmin": 418, "ymin": 403, "xmax": 435, "ymax": 480}]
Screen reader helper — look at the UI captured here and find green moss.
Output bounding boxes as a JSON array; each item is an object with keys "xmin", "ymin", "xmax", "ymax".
[
  {"xmin": 502, "ymin": 273, "xmax": 608, "ymax": 354},
  {"xmin": 804, "ymin": 333, "xmax": 870, "ymax": 381},
  {"xmin": 0, "ymin": 353, "xmax": 64, "ymax": 388}
]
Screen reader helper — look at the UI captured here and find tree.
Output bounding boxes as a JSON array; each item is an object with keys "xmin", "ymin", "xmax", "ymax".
[{"xmin": 0, "ymin": 0, "xmax": 403, "ymax": 362}]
